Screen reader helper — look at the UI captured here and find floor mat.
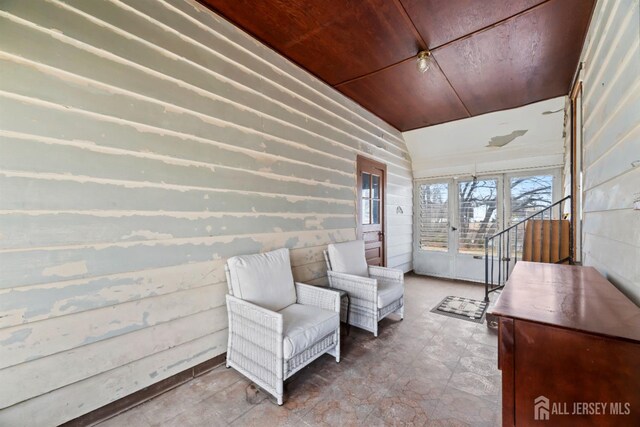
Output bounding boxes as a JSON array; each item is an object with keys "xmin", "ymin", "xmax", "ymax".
[{"xmin": 431, "ymin": 296, "xmax": 488, "ymax": 323}]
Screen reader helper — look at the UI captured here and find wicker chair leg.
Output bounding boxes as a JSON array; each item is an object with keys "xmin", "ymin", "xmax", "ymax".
[
  {"xmin": 327, "ymin": 331, "xmax": 340, "ymax": 363},
  {"xmin": 276, "ymin": 379, "xmax": 284, "ymax": 405}
]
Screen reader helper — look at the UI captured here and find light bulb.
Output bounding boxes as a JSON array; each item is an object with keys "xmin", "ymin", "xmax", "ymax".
[{"xmin": 416, "ymin": 51, "xmax": 430, "ymax": 73}]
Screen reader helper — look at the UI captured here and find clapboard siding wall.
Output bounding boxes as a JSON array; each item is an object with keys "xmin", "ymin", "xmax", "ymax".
[
  {"xmin": 578, "ymin": 0, "xmax": 640, "ymax": 303},
  {"xmin": 0, "ymin": 0, "xmax": 413, "ymax": 423}
]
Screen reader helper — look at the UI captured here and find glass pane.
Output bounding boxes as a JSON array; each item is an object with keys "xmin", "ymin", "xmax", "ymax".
[
  {"xmin": 362, "ymin": 199, "xmax": 371, "ymax": 225},
  {"xmin": 372, "ymin": 175, "xmax": 380, "ymax": 199},
  {"xmin": 458, "ymin": 179, "xmax": 498, "ymax": 254},
  {"xmin": 510, "ymin": 175, "xmax": 553, "ymax": 255},
  {"xmin": 372, "ymin": 200, "xmax": 380, "ymax": 224},
  {"xmin": 362, "ymin": 172, "xmax": 371, "ymax": 198},
  {"xmin": 510, "ymin": 175, "xmax": 553, "ymax": 223},
  {"xmin": 419, "ymin": 183, "xmax": 449, "ymax": 251}
]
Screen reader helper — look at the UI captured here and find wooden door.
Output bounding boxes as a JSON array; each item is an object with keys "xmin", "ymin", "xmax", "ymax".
[{"xmin": 357, "ymin": 156, "xmax": 386, "ymax": 266}]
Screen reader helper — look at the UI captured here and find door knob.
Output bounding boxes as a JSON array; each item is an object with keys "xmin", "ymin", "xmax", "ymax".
[{"xmin": 451, "ymin": 226, "xmax": 458, "ymax": 231}]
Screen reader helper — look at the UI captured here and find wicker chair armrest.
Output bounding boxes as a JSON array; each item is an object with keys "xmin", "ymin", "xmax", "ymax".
[
  {"xmin": 226, "ymin": 294, "xmax": 283, "ymax": 353},
  {"xmin": 295, "ymin": 282, "xmax": 341, "ymax": 313},
  {"xmin": 327, "ymin": 270, "xmax": 377, "ymax": 301},
  {"xmin": 225, "ymin": 295, "xmax": 285, "ymax": 394},
  {"xmin": 368, "ymin": 265, "xmax": 404, "ymax": 284}
]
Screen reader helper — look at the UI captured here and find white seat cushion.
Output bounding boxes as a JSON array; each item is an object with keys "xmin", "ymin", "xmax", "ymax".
[
  {"xmin": 226, "ymin": 248, "xmax": 297, "ymax": 312},
  {"xmin": 279, "ymin": 303, "xmax": 339, "ymax": 359},
  {"xmin": 377, "ymin": 280, "xmax": 404, "ymax": 308},
  {"xmin": 327, "ymin": 240, "xmax": 369, "ymax": 277}
]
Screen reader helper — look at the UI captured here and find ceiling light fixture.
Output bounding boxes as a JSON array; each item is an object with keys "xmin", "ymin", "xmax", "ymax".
[{"xmin": 416, "ymin": 50, "xmax": 431, "ymax": 73}]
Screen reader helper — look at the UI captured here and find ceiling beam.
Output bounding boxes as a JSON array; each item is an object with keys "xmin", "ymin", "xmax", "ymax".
[
  {"xmin": 333, "ymin": 56, "xmax": 415, "ymax": 88},
  {"xmin": 333, "ymin": 0, "xmax": 555, "ymax": 90},
  {"xmin": 389, "ymin": 0, "xmax": 471, "ymax": 118},
  {"xmin": 432, "ymin": 58, "xmax": 471, "ymax": 118},
  {"xmin": 430, "ymin": 0, "xmax": 553, "ymax": 52},
  {"xmin": 390, "ymin": 0, "xmax": 428, "ymax": 51}
]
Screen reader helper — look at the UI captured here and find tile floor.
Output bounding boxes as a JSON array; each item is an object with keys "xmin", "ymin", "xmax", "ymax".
[{"xmin": 98, "ymin": 274, "xmax": 501, "ymax": 426}]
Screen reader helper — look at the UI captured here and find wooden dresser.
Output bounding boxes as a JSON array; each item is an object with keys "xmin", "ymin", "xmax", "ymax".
[{"xmin": 489, "ymin": 262, "xmax": 640, "ymax": 426}]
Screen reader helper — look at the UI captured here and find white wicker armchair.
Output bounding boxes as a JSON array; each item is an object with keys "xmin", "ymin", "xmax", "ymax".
[
  {"xmin": 225, "ymin": 248, "xmax": 340, "ymax": 405},
  {"xmin": 324, "ymin": 240, "xmax": 404, "ymax": 337}
]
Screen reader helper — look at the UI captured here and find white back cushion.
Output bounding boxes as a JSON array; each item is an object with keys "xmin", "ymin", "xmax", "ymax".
[
  {"xmin": 327, "ymin": 240, "xmax": 369, "ymax": 277},
  {"xmin": 226, "ymin": 248, "xmax": 297, "ymax": 312}
]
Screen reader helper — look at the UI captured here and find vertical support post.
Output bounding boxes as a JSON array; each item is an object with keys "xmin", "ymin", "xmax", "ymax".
[
  {"xmin": 569, "ymin": 196, "xmax": 574, "ymax": 264},
  {"xmin": 515, "ymin": 224, "xmax": 518, "ymax": 264},
  {"xmin": 506, "ymin": 230, "xmax": 511, "ymax": 281},
  {"xmin": 538, "ymin": 211, "xmax": 544, "ymax": 262},
  {"xmin": 491, "ymin": 237, "xmax": 495, "ymax": 287},
  {"xmin": 557, "ymin": 203, "xmax": 562, "ymax": 263},
  {"xmin": 484, "ymin": 237, "xmax": 489, "ymax": 303},
  {"xmin": 548, "ymin": 207, "xmax": 553, "ymax": 263},
  {"xmin": 498, "ymin": 234, "xmax": 502, "ymax": 286}
]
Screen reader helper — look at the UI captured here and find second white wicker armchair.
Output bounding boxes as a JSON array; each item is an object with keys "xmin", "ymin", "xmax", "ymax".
[
  {"xmin": 324, "ymin": 240, "xmax": 404, "ymax": 337},
  {"xmin": 225, "ymin": 248, "xmax": 341, "ymax": 405}
]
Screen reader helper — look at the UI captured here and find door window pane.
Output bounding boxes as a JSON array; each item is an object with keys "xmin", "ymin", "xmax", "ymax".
[
  {"xmin": 458, "ymin": 179, "xmax": 498, "ymax": 254},
  {"xmin": 372, "ymin": 200, "xmax": 380, "ymax": 224},
  {"xmin": 419, "ymin": 183, "xmax": 449, "ymax": 251},
  {"xmin": 362, "ymin": 200, "xmax": 371, "ymax": 225},
  {"xmin": 372, "ymin": 175, "xmax": 380, "ymax": 199},
  {"xmin": 362, "ymin": 172, "xmax": 371, "ymax": 198}
]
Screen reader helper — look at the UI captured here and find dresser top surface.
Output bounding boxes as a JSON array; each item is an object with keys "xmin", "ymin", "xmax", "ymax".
[{"xmin": 489, "ymin": 262, "xmax": 640, "ymax": 342}]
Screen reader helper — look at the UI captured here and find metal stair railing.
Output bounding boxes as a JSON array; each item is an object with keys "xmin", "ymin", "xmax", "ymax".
[{"xmin": 484, "ymin": 195, "xmax": 572, "ymax": 303}]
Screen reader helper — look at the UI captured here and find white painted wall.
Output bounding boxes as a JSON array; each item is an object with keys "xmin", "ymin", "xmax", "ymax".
[
  {"xmin": 0, "ymin": 0, "xmax": 413, "ymax": 423},
  {"xmin": 404, "ymin": 97, "xmax": 567, "ymax": 179},
  {"xmin": 404, "ymin": 98, "xmax": 567, "ymax": 281},
  {"xmin": 572, "ymin": 0, "xmax": 640, "ymax": 304}
]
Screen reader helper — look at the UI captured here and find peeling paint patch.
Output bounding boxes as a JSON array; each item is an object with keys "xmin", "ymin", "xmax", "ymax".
[
  {"xmin": 0, "ymin": 276, "xmax": 136, "ymax": 322},
  {"xmin": 284, "ymin": 237, "xmax": 300, "ymax": 248},
  {"xmin": 304, "ymin": 217, "xmax": 323, "ymax": 229},
  {"xmin": 121, "ymin": 230, "xmax": 174, "ymax": 240},
  {"xmin": 542, "ymin": 108, "xmax": 563, "ymax": 115},
  {"xmin": 486, "ymin": 130, "xmax": 528, "ymax": 147},
  {"xmin": 0, "ymin": 329, "xmax": 32, "ymax": 346},
  {"xmin": 42, "ymin": 261, "xmax": 88, "ymax": 278}
]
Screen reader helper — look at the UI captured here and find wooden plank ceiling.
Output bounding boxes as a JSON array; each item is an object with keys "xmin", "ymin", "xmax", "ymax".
[{"xmin": 200, "ymin": 0, "xmax": 595, "ymax": 131}]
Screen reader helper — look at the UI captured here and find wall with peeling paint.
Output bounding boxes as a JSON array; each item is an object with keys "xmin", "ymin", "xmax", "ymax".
[
  {"xmin": 403, "ymin": 97, "xmax": 567, "ymax": 179},
  {"xmin": 571, "ymin": 0, "xmax": 640, "ymax": 304},
  {"xmin": 0, "ymin": 0, "xmax": 413, "ymax": 423}
]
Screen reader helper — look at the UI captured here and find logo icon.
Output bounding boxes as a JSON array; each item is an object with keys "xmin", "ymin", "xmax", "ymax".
[{"xmin": 534, "ymin": 396, "xmax": 550, "ymax": 421}]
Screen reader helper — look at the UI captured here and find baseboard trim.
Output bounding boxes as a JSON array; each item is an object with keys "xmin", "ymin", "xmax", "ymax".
[{"xmin": 62, "ymin": 353, "xmax": 227, "ymax": 427}]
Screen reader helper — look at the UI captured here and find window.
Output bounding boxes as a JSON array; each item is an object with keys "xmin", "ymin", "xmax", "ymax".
[
  {"xmin": 458, "ymin": 179, "xmax": 498, "ymax": 254},
  {"xmin": 361, "ymin": 172, "xmax": 381, "ymax": 225},
  {"xmin": 509, "ymin": 174, "xmax": 554, "ymax": 254},
  {"xmin": 510, "ymin": 175, "xmax": 553, "ymax": 223},
  {"xmin": 418, "ymin": 182, "xmax": 449, "ymax": 251}
]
